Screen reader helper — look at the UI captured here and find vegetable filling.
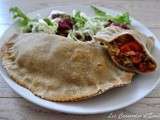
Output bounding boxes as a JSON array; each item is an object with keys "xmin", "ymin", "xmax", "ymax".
[{"xmin": 108, "ymin": 34, "xmax": 156, "ymax": 73}]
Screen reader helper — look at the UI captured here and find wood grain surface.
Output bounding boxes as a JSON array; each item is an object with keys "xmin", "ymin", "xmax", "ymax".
[{"xmin": 0, "ymin": 0, "xmax": 160, "ymax": 120}]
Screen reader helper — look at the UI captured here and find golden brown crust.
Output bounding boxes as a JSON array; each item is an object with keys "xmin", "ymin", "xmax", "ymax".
[{"xmin": 1, "ymin": 33, "xmax": 134, "ymax": 102}]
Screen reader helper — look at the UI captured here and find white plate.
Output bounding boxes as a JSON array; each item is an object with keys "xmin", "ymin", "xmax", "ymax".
[{"xmin": 0, "ymin": 5, "xmax": 160, "ymax": 115}]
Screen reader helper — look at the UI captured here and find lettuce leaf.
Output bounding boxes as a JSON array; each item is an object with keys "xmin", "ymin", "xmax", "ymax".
[
  {"xmin": 43, "ymin": 18, "xmax": 54, "ymax": 26},
  {"xmin": 91, "ymin": 5, "xmax": 106, "ymax": 16},
  {"xmin": 112, "ymin": 12, "xmax": 131, "ymax": 25},
  {"xmin": 91, "ymin": 5, "xmax": 131, "ymax": 25},
  {"xmin": 9, "ymin": 7, "xmax": 33, "ymax": 32},
  {"xmin": 10, "ymin": 7, "xmax": 30, "ymax": 26},
  {"xmin": 10, "ymin": 7, "xmax": 58, "ymax": 33},
  {"xmin": 72, "ymin": 10, "xmax": 87, "ymax": 29}
]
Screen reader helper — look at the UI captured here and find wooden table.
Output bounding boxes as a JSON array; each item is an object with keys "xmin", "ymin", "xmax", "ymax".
[{"xmin": 0, "ymin": 0, "xmax": 160, "ymax": 120}]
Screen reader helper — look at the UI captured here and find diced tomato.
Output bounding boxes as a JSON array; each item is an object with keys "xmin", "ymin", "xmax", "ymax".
[
  {"xmin": 114, "ymin": 38, "xmax": 152, "ymax": 72},
  {"xmin": 128, "ymin": 41, "xmax": 142, "ymax": 51},
  {"xmin": 138, "ymin": 63, "xmax": 146, "ymax": 72},
  {"xmin": 120, "ymin": 41, "xmax": 142, "ymax": 53},
  {"xmin": 131, "ymin": 55, "xmax": 142, "ymax": 64},
  {"xmin": 126, "ymin": 51, "xmax": 136, "ymax": 56},
  {"xmin": 120, "ymin": 44, "xmax": 131, "ymax": 52}
]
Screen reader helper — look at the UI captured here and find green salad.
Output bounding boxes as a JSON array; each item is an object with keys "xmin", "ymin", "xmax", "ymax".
[{"xmin": 10, "ymin": 6, "xmax": 131, "ymax": 41}]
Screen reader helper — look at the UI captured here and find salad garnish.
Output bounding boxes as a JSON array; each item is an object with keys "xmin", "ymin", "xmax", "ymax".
[{"xmin": 10, "ymin": 6, "xmax": 131, "ymax": 41}]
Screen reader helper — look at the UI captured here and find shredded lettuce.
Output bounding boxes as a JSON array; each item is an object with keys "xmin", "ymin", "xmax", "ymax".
[
  {"xmin": 32, "ymin": 18, "xmax": 58, "ymax": 34},
  {"xmin": 91, "ymin": 5, "xmax": 114, "ymax": 21},
  {"xmin": 10, "ymin": 6, "xmax": 131, "ymax": 41},
  {"xmin": 112, "ymin": 12, "xmax": 131, "ymax": 25},
  {"xmin": 91, "ymin": 5, "xmax": 106, "ymax": 16},
  {"xmin": 43, "ymin": 18, "xmax": 54, "ymax": 26},
  {"xmin": 10, "ymin": 7, "xmax": 30, "ymax": 26},
  {"xmin": 67, "ymin": 30, "xmax": 80, "ymax": 41},
  {"xmin": 83, "ymin": 18, "xmax": 105, "ymax": 34},
  {"xmin": 91, "ymin": 5, "xmax": 131, "ymax": 25},
  {"xmin": 10, "ymin": 7, "xmax": 58, "ymax": 33},
  {"xmin": 72, "ymin": 10, "xmax": 87, "ymax": 29},
  {"xmin": 10, "ymin": 7, "xmax": 33, "ymax": 32}
]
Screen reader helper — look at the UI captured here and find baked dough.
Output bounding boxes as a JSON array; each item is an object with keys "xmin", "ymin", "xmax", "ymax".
[{"xmin": 1, "ymin": 33, "xmax": 134, "ymax": 101}]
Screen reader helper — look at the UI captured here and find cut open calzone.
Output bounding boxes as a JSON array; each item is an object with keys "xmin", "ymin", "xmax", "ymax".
[
  {"xmin": 94, "ymin": 25, "xmax": 157, "ymax": 74},
  {"xmin": 1, "ymin": 33, "xmax": 134, "ymax": 101}
]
